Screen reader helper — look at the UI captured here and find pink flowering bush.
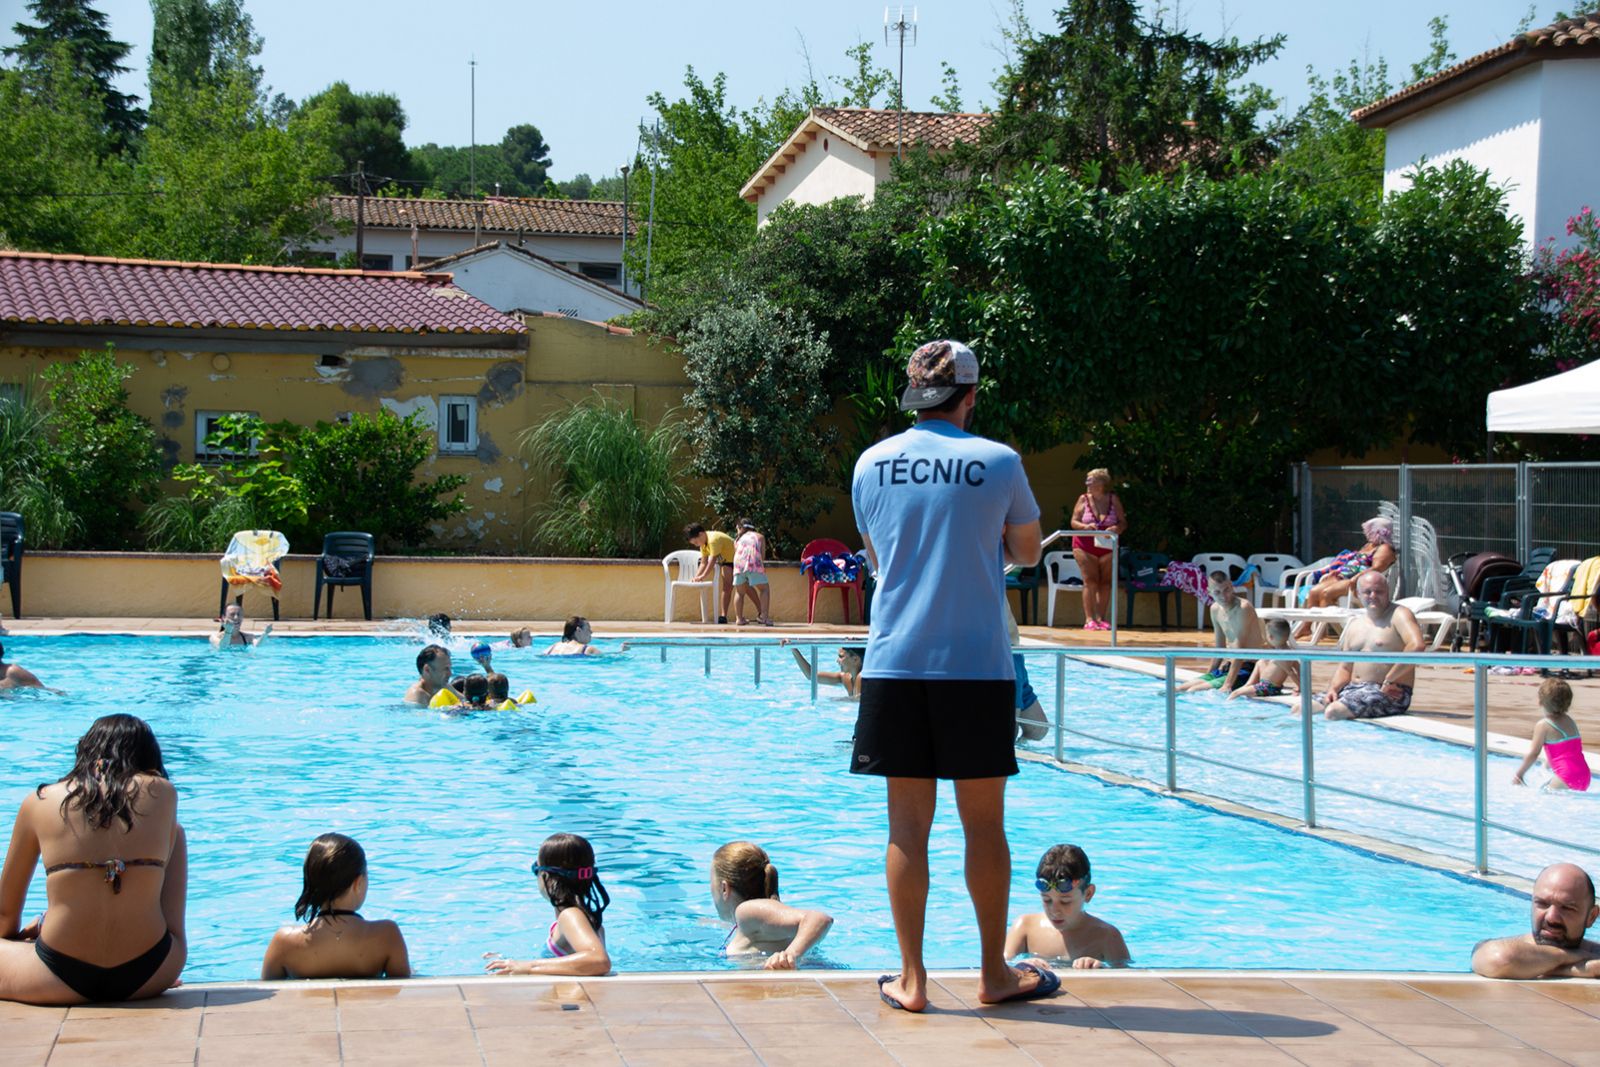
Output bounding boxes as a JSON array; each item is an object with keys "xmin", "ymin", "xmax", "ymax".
[{"xmin": 1533, "ymin": 207, "xmax": 1600, "ymax": 365}]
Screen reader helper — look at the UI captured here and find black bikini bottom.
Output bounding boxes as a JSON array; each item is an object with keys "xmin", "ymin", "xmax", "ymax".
[{"xmin": 35, "ymin": 930, "xmax": 173, "ymax": 1002}]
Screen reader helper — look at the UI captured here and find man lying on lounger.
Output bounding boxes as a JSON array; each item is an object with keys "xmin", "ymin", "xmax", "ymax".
[
  {"xmin": 1313, "ymin": 571, "xmax": 1424, "ymax": 720},
  {"xmin": 1472, "ymin": 863, "xmax": 1600, "ymax": 978}
]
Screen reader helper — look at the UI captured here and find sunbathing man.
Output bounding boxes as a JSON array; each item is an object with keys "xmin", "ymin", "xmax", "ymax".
[
  {"xmin": 402, "ymin": 645, "xmax": 452, "ymax": 706},
  {"xmin": 1178, "ymin": 572, "xmax": 1266, "ymax": 696},
  {"xmin": 0, "ymin": 642, "xmax": 45, "ymax": 690},
  {"xmin": 1315, "ymin": 571, "xmax": 1425, "ymax": 720},
  {"xmin": 210, "ymin": 604, "xmax": 271, "ymax": 648},
  {"xmin": 1472, "ymin": 863, "xmax": 1599, "ymax": 978}
]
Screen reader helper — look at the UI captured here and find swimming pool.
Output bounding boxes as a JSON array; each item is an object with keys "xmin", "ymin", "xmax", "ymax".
[
  {"xmin": 1019, "ymin": 651, "xmax": 1600, "ymax": 878},
  {"xmin": 0, "ymin": 634, "xmax": 1525, "ymax": 982}
]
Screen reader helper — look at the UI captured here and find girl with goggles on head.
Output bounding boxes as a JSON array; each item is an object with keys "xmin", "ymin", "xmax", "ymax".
[{"xmin": 483, "ymin": 833, "xmax": 612, "ymax": 976}]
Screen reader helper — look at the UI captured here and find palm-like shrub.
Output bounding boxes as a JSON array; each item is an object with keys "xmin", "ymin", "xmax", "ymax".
[{"xmin": 520, "ymin": 395, "xmax": 688, "ymax": 558}]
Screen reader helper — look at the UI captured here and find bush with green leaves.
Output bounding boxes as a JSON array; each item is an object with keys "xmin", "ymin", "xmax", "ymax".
[
  {"xmin": 0, "ymin": 380, "xmax": 85, "ymax": 548},
  {"xmin": 520, "ymin": 395, "xmax": 688, "ymax": 558},
  {"xmin": 144, "ymin": 410, "xmax": 466, "ymax": 552},
  {"xmin": 678, "ymin": 294, "xmax": 836, "ymax": 555}
]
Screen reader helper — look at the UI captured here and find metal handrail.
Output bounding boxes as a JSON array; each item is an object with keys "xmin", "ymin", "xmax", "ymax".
[
  {"xmin": 632, "ymin": 635, "xmax": 1600, "ymax": 876},
  {"xmin": 1034, "ymin": 528, "xmax": 1120, "ymax": 646}
]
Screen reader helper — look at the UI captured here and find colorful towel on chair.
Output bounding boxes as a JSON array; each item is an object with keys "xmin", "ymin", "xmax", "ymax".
[
  {"xmin": 802, "ymin": 551, "xmax": 865, "ymax": 584},
  {"xmin": 1163, "ymin": 561, "xmax": 1212, "ymax": 607},
  {"xmin": 221, "ymin": 530, "xmax": 289, "ymax": 593}
]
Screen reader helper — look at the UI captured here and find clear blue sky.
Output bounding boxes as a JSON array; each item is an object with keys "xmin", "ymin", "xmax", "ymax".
[{"xmin": 1, "ymin": 0, "xmax": 1551, "ymax": 182}]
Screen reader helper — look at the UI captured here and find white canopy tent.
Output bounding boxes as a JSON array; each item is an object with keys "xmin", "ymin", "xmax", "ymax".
[{"xmin": 1486, "ymin": 360, "xmax": 1600, "ymax": 435}]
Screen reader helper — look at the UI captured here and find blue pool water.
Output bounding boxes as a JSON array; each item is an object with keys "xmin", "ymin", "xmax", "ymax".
[{"xmin": 0, "ymin": 634, "xmax": 1527, "ymax": 982}]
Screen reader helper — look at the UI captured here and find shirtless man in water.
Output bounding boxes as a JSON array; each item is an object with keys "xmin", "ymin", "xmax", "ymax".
[
  {"xmin": 1315, "ymin": 571, "xmax": 1425, "ymax": 720},
  {"xmin": 1473, "ymin": 863, "xmax": 1600, "ymax": 979},
  {"xmin": 0, "ymin": 642, "xmax": 45, "ymax": 690},
  {"xmin": 1178, "ymin": 572, "xmax": 1266, "ymax": 696}
]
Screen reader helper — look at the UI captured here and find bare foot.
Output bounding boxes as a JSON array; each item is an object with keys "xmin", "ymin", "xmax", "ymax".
[
  {"xmin": 977, "ymin": 961, "xmax": 1054, "ymax": 1004},
  {"xmin": 877, "ymin": 973, "xmax": 929, "ymax": 1012}
]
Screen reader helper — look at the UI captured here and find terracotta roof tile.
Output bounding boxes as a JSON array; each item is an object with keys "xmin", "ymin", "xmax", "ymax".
[
  {"xmin": 325, "ymin": 195, "xmax": 631, "ymax": 237},
  {"xmin": 742, "ymin": 107, "xmax": 993, "ymax": 202},
  {"xmin": 1353, "ymin": 11, "xmax": 1600, "ymax": 126},
  {"xmin": 0, "ymin": 251, "xmax": 526, "ymax": 336}
]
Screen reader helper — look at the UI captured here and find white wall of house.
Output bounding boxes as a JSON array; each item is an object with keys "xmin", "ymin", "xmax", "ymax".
[
  {"xmin": 756, "ymin": 135, "xmax": 879, "ymax": 226},
  {"xmin": 1382, "ymin": 60, "xmax": 1598, "ymax": 250},
  {"xmin": 439, "ymin": 249, "xmax": 639, "ymax": 321},
  {"xmin": 309, "ymin": 230, "xmax": 628, "ymax": 284}
]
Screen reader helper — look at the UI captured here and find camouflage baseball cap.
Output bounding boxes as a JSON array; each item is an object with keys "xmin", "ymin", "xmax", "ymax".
[{"xmin": 899, "ymin": 339, "xmax": 980, "ymax": 412}]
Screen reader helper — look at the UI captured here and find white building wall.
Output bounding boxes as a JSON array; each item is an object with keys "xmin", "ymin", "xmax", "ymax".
[
  {"xmin": 1534, "ymin": 61, "xmax": 1600, "ymax": 251},
  {"xmin": 443, "ymin": 253, "xmax": 639, "ymax": 321},
  {"xmin": 309, "ymin": 230, "xmax": 627, "ymax": 282},
  {"xmin": 755, "ymin": 135, "xmax": 879, "ymax": 225},
  {"xmin": 1381, "ymin": 64, "xmax": 1544, "ymax": 248}
]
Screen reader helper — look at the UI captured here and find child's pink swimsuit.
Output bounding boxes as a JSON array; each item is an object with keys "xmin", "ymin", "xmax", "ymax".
[{"xmin": 1545, "ymin": 723, "xmax": 1591, "ymax": 791}]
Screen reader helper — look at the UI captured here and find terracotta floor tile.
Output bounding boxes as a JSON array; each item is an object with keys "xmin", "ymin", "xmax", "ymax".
[
  {"xmin": 736, "ymin": 1021, "xmax": 879, "ymax": 1049},
  {"xmin": 199, "ymin": 1005, "xmax": 338, "ymax": 1036},
  {"xmin": 461, "ymin": 979, "xmax": 590, "ymax": 1005},
  {"xmin": 755, "ymin": 1047, "xmax": 898, "ymax": 1067},
  {"xmin": 205, "ymin": 987, "xmax": 335, "ymax": 1013},
  {"xmin": 0, "ymin": 1048, "xmax": 53, "ymax": 1067},
  {"xmin": 469, "ymin": 1002, "xmax": 605, "ymax": 1029},
  {"xmin": 1096, "ymin": 1005, "xmax": 1256, "ymax": 1037},
  {"xmin": 1170, "ymin": 978, "xmax": 1304, "ymax": 999},
  {"xmin": 0, "ymin": 1004, "xmax": 64, "ymax": 1024},
  {"xmin": 1314, "ymin": 1000, "xmax": 1474, "ymax": 1024},
  {"xmin": 1405, "ymin": 980, "xmax": 1555, "ymax": 1004},
  {"xmin": 1541, "ymin": 1048, "xmax": 1600, "ymax": 1066},
  {"xmin": 616, "ymin": 1049, "xmax": 761, "ymax": 1067},
  {"xmin": 334, "ymin": 983, "xmax": 463, "ymax": 1005},
  {"xmin": 337, "ymin": 1001, "xmax": 473, "ymax": 1031},
  {"xmin": 1289, "ymin": 980, "xmax": 1431, "ymax": 1003},
  {"xmin": 1154, "ymin": 1045, "xmax": 1302, "ymax": 1066},
  {"xmin": 337, "ymin": 1026, "xmax": 482, "ymax": 1065},
  {"xmin": 1367, "ymin": 1022, "xmax": 1529, "ymax": 1048},
  {"xmin": 0, "ymin": 1020, "xmax": 64, "ymax": 1048},
  {"xmin": 1532, "ymin": 983, "xmax": 1600, "ymax": 1017},
  {"xmin": 994, "ymin": 1021, "xmax": 1158, "ymax": 1048},
  {"xmin": 45, "ymin": 1047, "xmax": 194, "ymax": 1067},
  {"xmin": 1279, "ymin": 1047, "xmax": 1435, "ymax": 1067},
  {"xmin": 870, "ymin": 1039, "xmax": 1036, "ymax": 1066},
  {"xmin": 604, "ymin": 1023, "xmax": 750, "ymax": 1051},
  {"xmin": 194, "ymin": 1030, "xmax": 341, "ymax": 1066},
  {"xmin": 55, "ymin": 1014, "xmax": 199, "ymax": 1042},
  {"xmin": 719, "ymin": 998, "xmax": 856, "ymax": 1025},
  {"xmin": 1405, "ymin": 1047, "xmax": 1565, "ymax": 1066},
  {"xmin": 482, "ymin": 1048, "xmax": 623, "ymax": 1067},
  {"xmin": 62, "ymin": 989, "xmax": 207, "ymax": 1018},
  {"xmin": 473, "ymin": 1022, "xmax": 614, "ymax": 1056},
  {"xmin": 1220, "ymin": 1008, "xmax": 1368, "ymax": 1042}
]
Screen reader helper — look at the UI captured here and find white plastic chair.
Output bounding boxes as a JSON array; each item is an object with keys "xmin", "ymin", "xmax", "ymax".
[
  {"xmin": 662, "ymin": 549, "xmax": 718, "ymax": 623},
  {"xmin": 1189, "ymin": 552, "xmax": 1248, "ymax": 629},
  {"xmin": 1272, "ymin": 556, "xmax": 1335, "ymax": 609},
  {"xmin": 1245, "ymin": 553, "xmax": 1304, "ymax": 609},
  {"xmin": 1043, "ymin": 550, "xmax": 1084, "ymax": 627}
]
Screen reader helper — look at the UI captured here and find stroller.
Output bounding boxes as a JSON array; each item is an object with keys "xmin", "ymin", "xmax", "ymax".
[{"xmin": 1447, "ymin": 549, "xmax": 1547, "ymax": 652}]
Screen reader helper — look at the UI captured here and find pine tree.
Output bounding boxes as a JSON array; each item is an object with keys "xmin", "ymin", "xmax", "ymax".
[{"xmin": 3, "ymin": 0, "xmax": 143, "ymax": 151}]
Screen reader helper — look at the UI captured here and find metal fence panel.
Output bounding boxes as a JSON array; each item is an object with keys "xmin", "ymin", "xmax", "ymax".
[
  {"xmin": 1528, "ymin": 463, "xmax": 1600, "ymax": 562},
  {"xmin": 1305, "ymin": 466, "xmax": 1399, "ymax": 563},
  {"xmin": 1408, "ymin": 465, "xmax": 1519, "ymax": 569}
]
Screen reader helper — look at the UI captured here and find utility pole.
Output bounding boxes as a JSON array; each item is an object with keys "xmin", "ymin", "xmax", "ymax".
[
  {"xmin": 620, "ymin": 164, "xmax": 631, "ymax": 295},
  {"xmin": 354, "ymin": 160, "xmax": 366, "ymax": 266},
  {"xmin": 469, "ymin": 57, "xmax": 477, "ymax": 199},
  {"xmin": 645, "ymin": 120, "xmax": 659, "ymax": 302},
  {"xmin": 884, "ymin": 6, "xmax": 918, "ymax": 159}
]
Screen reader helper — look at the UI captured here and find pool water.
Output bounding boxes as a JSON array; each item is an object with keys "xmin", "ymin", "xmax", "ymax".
[
  {"xmin": 0, "ymin": 634, "xmax": 1525, "ymax": 983},
  {"xmin": 1022, "ymin": 652, "xmax": 1600, "ymax": 878}
]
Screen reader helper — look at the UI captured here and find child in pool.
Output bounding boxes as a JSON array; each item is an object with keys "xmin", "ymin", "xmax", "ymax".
[
  {"xmin": 260, "ymin": 833, "xmax": 410, "ymax": 980},
  {"xmin": 784, "ymin": 643, "xmax": 864, "ymax": 699},
  {"xmin": 460, "ymin": 673, "xmax": 492, "ymax": 710},
  {"xmin": 710, "ymin": 841, "xmax": 834, "ymax": 969},
  {"xmin": 1512, "ymin": 678, "xmax": 1591, "ymax": 791},
  {"xmin": 1004, "ymin": 844, "xmax": 1129, "ymax": 969},
  {"xmin": 1229, "ymin": 619, "xmax": 1300, "ymax": 700},
  {"xmin": 484, "ymin": 833, "xmax": 612, "ymax": 976}
]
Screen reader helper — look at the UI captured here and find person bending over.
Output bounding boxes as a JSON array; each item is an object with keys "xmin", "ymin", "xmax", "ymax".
[
  {"xmin": 1472, "ymin": 863, "xmax": 1599, "ymax": 978},
  {"xmin": 710, "ymin": 841, "xmax": 834, "ymax": 969},
  {"xmin": 684, "ymin": 523, "xmax": 736, "ymax": 624},
  {"xmin": 261, "ymin": 833, "xmax": 409, "ymax": 980},
  {"xmin": 0, "ymin": 714, "xmax": 187, "ymax": 1004}
]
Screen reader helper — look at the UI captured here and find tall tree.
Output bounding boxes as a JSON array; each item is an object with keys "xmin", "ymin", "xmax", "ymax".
[
  {"xmin": 500, "ymin": 123, "xmax": 552, "ymax": 193},
  {"xmin": 301, "ymin": 81, "xmax": 410, "ymax": 184},
  {"xmin": 988, "ymin": 0, "xmax": 1285, "ymax": 180},
  {"xmin": 150, "ymin": 0, "xmax": 263, "ymax": 94},
  {"xmin": 3, "ymin": 0, "xmax": 143, "ymax": 151}
]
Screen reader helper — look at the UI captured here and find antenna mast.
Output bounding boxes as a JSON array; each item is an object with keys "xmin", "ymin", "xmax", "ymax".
[
  {"xmin": 469, "ymin": 57, "xmax": 477, "ymax": 198},
  {"xmin": 884, "ymin": 5, "xmax": 918, "ymax": 159}
]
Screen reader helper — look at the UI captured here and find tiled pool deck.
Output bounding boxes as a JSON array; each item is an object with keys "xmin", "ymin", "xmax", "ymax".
[{"xmin": 5, "ymin": 971, "xmax": 1600, "ymax": 1066}]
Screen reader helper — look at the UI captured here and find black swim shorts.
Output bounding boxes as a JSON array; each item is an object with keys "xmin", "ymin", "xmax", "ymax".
[{"xmin": 850, "ymin": 678, "xmax": 1019, "ymax": 780}]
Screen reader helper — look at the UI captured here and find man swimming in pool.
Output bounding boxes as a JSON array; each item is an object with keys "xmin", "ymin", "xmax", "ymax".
[
  {"xmin": 1177, "ymin": 572, "xmax": 1264, "ymax": 696},
  {"xmin": 1315, "ymin": 571, "xmax": 1425, "ymax": 720},
  {"xmin": 210, "ymin": 604, "xmax": 271, "ymax": 649},
  {"xmin": 1472, "ymin": 863, "xmax": 1600, "ymax": 978},
  {"xmin": 403, "ymin": 645, "xmax": 452, "ymax": 706},
  {"xmin": 0, "ymin": 642, "xmax": 45, "ymax": 690}
]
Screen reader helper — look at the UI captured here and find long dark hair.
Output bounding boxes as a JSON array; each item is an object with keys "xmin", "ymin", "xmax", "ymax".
[
  {"xmin": 536, "ymin": 832, "xmax": 609, "ymax": 932},
  {"xmin": 41, "ymin": 714, "xmax": 167, "ymax": 831},
  {"xmin": 295, "ymin": 833, "xmax": 367, "ymax": 921}
]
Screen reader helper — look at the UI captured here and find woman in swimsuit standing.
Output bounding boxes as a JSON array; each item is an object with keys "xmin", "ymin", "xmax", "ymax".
[
  {"xmin": 0, "ymin": 714, "xmax": 187, "ymax": 1004},
  {"xmin": 1070, "ymin": 469, "xmax": 1128, "ymax": 631}
]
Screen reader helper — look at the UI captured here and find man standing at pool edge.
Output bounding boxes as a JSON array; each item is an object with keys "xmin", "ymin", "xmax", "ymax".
[{"xmin": 851, "ymin": 339, "xmax": 1055, "ymax": 1012}]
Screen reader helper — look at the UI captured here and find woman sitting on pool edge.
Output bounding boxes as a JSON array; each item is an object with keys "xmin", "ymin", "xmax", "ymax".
[
  {"xmin": 483, "ymin": 832, "xmax": 611, "ymax": 976},
  {"xmin": 711, "ymin": 841, "xmax": 834, "ymax": 969},
  {"xmin": 544, "ymin": 616, "xmax": 601, "ymax": 657},
  {"xmin": 0, "ymin": 714, "xmax": 188, "ymax": 1005},
  {"xmin": 261, "ymin": 833, "xmax": 410, "ymax": 980}
]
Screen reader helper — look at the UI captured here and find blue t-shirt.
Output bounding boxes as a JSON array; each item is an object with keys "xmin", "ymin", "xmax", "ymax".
[{"xmin": 852, "ymin": 420, "xmax": 1040, "ymax": 680}]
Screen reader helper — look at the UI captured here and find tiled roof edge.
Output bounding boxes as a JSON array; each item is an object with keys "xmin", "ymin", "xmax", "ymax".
[{"xmin": 0, "ymin": 249, "xmax": 444, "ymax": 282}]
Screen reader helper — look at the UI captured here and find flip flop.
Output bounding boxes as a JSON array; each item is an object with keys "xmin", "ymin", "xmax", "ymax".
[
  {"xmin": 877, "ymin": 973, "xmax": 919, "ymax": 1012},
  {"xmin": 985, "ymin": 961, "xmax": 1061, "ymax": 1005}
]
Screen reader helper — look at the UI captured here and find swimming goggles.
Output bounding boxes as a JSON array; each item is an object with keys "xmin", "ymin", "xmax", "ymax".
[
  {"xmin": 1036, "ymin": 876, "xmax": 1085, "ymax": 894},
  {"xmin": 532, "ymin": 863, "xmax": 595, "ymax": 880}
]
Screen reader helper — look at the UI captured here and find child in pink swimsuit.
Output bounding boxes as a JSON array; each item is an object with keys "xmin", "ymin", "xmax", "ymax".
[{"xmin": 1512, "ymin": 678, "xmax": 1591, "ymax": 792}]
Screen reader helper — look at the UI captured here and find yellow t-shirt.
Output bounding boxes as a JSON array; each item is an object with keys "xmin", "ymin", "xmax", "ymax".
[{"xmin": 700, "ymin": 531, "xmax": 736, "ymax": 564}]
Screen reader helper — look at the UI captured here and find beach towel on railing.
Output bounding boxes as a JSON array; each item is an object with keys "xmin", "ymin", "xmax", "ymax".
[
  {"xmin": 802, "ymin": 550, "xmax": 866, "ymax": 585},
  {"xmin": 220, "ymin": 529, "xmax": 289, "ymax": 593},
  {"xmin": 1162, "ymin": 561, "xmax": 1212, "ymax": 607}
]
